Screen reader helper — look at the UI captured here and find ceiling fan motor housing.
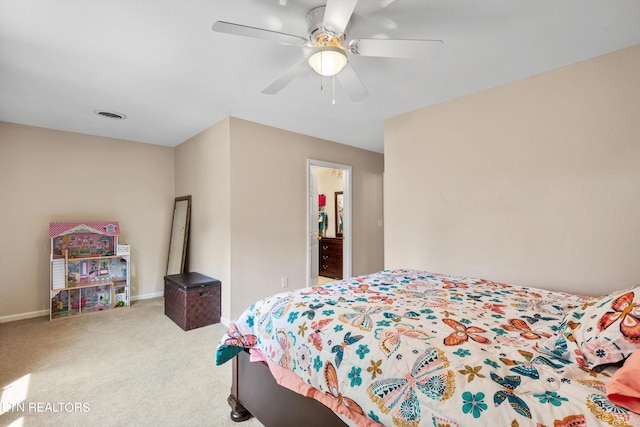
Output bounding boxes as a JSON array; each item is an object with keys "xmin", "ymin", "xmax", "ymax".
[{"xmin": 306, "ymin": 5, "xmax": 348, "ymax": 45}]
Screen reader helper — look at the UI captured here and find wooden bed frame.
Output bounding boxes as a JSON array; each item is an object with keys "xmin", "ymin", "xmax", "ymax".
[{"xmin": 227, "ymin": 349, "xmax": 348, "ymax": 427}]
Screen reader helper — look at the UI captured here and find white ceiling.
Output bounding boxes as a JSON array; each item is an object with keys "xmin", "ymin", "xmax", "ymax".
[{"xmin": 1, "ymin": 0, "xmax": 639, "ymax": 153}]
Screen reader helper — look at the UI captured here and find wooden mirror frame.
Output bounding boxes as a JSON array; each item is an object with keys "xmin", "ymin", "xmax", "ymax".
[
  {"xmin": 335, "ymin": 191, "xmax": 343, "ymax": 238},
  {"xmin": 166, "ymin": 195, "xmax": 191, "ymax": 275}
]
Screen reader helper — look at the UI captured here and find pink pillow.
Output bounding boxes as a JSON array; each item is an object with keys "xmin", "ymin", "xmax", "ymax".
[{"xmin": 607, "ymin": 350, "xmax": 640, "ymax": 414}]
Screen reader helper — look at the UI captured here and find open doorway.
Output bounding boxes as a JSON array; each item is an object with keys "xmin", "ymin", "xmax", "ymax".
[{"xmin": 307, "ymin": 160, "xmax": 352, "ymax": 287}]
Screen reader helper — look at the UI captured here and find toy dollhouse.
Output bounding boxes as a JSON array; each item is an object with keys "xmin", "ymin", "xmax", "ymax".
[{"xmin": 49, "ymin": 222, "xmax": 130, "ymax": 320}]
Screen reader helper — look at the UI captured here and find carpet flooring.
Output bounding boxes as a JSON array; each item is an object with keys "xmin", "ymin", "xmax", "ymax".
[{"xmin": 0, "ymin": 298, "xmax": 264, "ymax": 427}]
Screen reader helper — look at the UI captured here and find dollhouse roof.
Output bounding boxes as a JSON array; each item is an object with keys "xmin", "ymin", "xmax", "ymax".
[{"xmin": 49, "ymin": 222, "xmax": 120, "ymax": 238}]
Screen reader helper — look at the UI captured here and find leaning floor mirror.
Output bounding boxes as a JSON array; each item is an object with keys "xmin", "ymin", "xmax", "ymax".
[{"xmin": 167, "ymin": 195, "xmax": 191, "ymax": 275}]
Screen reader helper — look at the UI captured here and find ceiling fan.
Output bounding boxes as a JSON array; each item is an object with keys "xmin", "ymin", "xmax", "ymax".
[{"xmin": 212, "ymin": 0, "xmax": 442, "ymax": 102}]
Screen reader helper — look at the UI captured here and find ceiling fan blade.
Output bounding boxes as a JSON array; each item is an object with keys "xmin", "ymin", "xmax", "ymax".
[
  {"xmin": 336, "ymin": 63, "xmax": 368, "ymax": 102},
  {"xmin": 262, "ymin": 60, "xmax": 309, "ymax": 95},
  {"xmin": 350, "ymin": 38, "xmax": 443, "ymax": 59},
  {"xmin": 212, "ymin": 21, "xmax": 308, "ymax": 46},
  {"xmin": 322, "ymin": 0, "xmax": 358, "ymax": 36}
]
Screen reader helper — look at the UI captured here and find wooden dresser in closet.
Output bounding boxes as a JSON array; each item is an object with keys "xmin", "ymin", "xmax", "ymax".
[{"xmin": 319, "ymin": 237, "xmax": 343, "ymax": 279}]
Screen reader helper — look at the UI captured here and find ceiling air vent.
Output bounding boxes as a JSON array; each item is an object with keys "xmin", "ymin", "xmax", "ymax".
[{"xmin": 95, "ymin": 110, "xmax": 127, "ymax": 120}]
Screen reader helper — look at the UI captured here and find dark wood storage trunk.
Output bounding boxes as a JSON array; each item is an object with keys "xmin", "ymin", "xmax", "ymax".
[{"xmin": 164, "ymin": 272, "xmax": 221, "ymax": 331}]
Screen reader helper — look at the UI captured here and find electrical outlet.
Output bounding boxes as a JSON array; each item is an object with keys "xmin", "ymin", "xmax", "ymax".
[{"xmin": 281, "ymin": 277, "xmax": 288, "ymax": 288}]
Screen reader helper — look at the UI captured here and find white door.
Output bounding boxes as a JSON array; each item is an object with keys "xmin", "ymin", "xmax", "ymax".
[{"xmin": 308, "ymin": 165, "xmax": 320, "ymax": 287}]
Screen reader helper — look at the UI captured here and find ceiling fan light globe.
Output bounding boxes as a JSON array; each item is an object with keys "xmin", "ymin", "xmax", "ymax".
[{"xmin": 308, "ymin": 47, "xmax": 348, "ymax": 76}]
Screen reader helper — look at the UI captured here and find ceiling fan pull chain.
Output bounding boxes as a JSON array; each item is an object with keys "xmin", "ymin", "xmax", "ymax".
[{"xmin": 332, "ymin": 75, "xmax": 336, "ymax": 105}]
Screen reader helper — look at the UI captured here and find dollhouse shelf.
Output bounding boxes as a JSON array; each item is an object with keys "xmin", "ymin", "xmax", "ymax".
[{"xmin": 49, "ymin": 222, "xmax": 131, "ymax": 320}]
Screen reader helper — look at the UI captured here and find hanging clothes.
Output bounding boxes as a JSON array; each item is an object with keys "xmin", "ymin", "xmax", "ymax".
[{"xmin": 318, "ymin": 211, "xmax": 328, "ymax": 237}]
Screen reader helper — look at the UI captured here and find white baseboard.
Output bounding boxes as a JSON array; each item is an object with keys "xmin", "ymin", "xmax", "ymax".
[
  {"xmin": 220, "ymin": 317, "xmax": 231, "ymax": 327},
  {"xmin": 0, "ymin": 291, "xmax": 165, "ymax": 323},
  {"xmin": 0, "ymin": 309, "xmax": 49, "ymax": 323},
  {"xmin": 132, "ymin": 291, "xmax": 164, "ymax": 301}
]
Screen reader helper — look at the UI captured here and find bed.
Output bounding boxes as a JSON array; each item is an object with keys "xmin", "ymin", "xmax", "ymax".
[{"xmin": 215, "ymin": 269, "xmax": 640, "ymax": 426}]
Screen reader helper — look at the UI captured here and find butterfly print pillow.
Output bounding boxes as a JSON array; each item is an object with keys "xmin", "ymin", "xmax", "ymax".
[{"xmin": 539, "ymin": 285, "xmax": 640, "ymax": 369}]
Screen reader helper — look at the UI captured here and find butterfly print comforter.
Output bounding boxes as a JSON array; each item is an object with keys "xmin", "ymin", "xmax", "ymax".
[{"xmin": 216, "ymin": 269, "xmax": 639, "ymax": 427}]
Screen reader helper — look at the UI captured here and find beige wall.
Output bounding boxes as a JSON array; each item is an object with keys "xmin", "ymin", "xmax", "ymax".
[
  {"xmin": 174, "ymin": 118, "xmax": 232, "ymax": 324},
  {"xmin": 176, "ymin": 117, "xmax": 384, "ymax": 321},
  {"xmin": 0, "ymin": 117, "xmax": 382, "ymax": 322},
  {"xmin": 384, "ymin": 45, "xmax": 640, "ymax": 296},
  {"xmin": 0, "ymin": 122, "xmax": 175, "ymax": 320}
]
